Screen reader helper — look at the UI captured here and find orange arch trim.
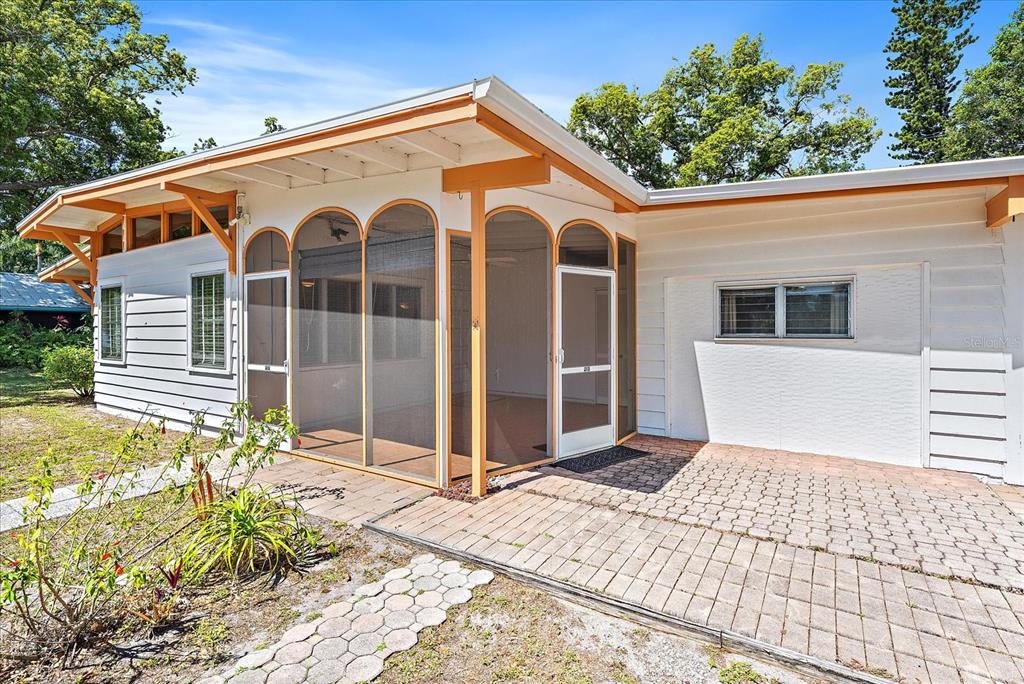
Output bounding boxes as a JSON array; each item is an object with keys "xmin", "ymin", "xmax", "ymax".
[
  {"xmin": 293, "ymin": 206, "xmax": 364, "ymax": 245},
  {"xmin": 484, "ymin": 205, "xmax": 554, "ymax": 243},
  {"xmin": 365, "ymin": 198, "xmax": 439, "ymax": 236}
]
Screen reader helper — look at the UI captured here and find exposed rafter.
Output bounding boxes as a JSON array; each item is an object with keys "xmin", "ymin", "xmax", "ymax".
[
  {"xmin": 345, "ymin": 142, "xmax": 408, "ymax": 172},
  {"xmin": 66, "ymin": 198, "xmax": 126, "ymax": 214},
  {"xmin": 41, "ymin": 225, "xmax": 96, "ymax": 283},
  {"xmin": 442, "ymin": 156, "xmax": 550, "ymax": 193},
  {"xmin": 294, "ymin": 151, "xmax": 365, "ymax": 179},
  {"xmin": 220, "ymin": 167, "xmax": 293, "ymax": 190},
  {"xmin": 396, "ymin": 131, "xmax": 461, "ymax": 165},
  {"xmin": 255, "ymin": 159, "xmax": 326, "ymax": 184}
]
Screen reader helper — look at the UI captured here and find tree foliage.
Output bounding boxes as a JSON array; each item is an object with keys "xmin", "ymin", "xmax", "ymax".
[
  {"xmin": 944, "ymin": 2, "xmax": 1024, "ymax": 160},
  {"xmin": 568, "ymin": 34, "xmax": 880, "ymax": 189},
  {"xmin": 884, "ymin": 0, "xmax": 979, "ymax": 163},
  {"xmin": 0, "ymin": 0, "xmax": 195, "ymax": 271}
]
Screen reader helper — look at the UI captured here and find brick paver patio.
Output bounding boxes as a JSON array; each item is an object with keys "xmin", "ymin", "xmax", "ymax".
[{"xmin": 370, "ymin": 438, "xmax": 1024, "ymax": 684}]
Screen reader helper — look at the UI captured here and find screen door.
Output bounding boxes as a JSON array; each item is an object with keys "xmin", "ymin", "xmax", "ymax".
[{"xmin": 556, "ymin": 265, "xmax": 615, "ymax": 457}]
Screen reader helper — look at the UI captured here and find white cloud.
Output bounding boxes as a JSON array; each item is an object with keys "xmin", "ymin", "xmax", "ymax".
[{"xmin": 149, "ymin": 19, "xmax": 431, "ymax": 150}]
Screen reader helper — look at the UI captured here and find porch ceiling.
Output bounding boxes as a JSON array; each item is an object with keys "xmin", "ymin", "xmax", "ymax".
[{"xmin": 21, "ymin": 118, "xmax": 527, "ymax": 240}]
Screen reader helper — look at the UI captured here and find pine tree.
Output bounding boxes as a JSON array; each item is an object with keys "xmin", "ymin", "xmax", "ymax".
[{"xmin": 884, "ymin": 0, "xmax": 979, "ymax": 164}]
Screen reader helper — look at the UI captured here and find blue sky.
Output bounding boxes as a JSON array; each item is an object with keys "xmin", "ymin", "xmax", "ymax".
[{"xmin": 140, "ymin": 0, "xmax": 1020, "ymax": 171}]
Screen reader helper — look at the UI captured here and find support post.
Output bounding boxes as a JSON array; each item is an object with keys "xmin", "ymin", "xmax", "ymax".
[{"xmin": 470, "ymin": 185, "xmax": 487, "ymax": 497}]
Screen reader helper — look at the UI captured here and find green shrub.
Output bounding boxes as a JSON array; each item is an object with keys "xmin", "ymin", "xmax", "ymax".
[
  {"xmin": 42, "ymin": 345, "xmax": 95, "ymax": 397},
  {"xmin": 183, "ymin": 485, "xmax": 319, "ymax": 578},
  {"xmin": 0, "ymin": 314, "xmax": 91, "ymax": 370}
]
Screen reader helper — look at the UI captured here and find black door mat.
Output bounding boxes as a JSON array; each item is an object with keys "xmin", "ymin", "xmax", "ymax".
[{"xmin": 553, "ymin": 445, "xmax": 651, "ymax": 474}]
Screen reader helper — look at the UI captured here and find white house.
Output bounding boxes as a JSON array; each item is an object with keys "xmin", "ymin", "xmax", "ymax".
[{"xmin": 18, "ymin": 77, "xmax": 1024, "ymax": 494}]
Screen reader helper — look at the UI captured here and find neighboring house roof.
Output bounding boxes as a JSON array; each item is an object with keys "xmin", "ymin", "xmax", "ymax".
[
  {"xmin": 14, "ymin": 75, "xmax": 1024, "ymax": 236},
  {"xmin": 0, "ymin": 272, "xmax": 90, "ymax": 313}
]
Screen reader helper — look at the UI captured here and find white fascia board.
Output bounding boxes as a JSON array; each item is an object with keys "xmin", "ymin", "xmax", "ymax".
[
  {"xmin": 472, "ymin": 77, "xmax": 649, "ymax": 205},
  {"xmin": 646, "ymin": 155, "xmax": 1024, "ymax": 206},
  {"xmin": 18, "ymin": 82, "xmax": 477, "ymax": 232}
]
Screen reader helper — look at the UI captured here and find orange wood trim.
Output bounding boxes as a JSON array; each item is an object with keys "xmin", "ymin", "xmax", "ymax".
[
  {"xmin": 365, "ymin": 198, "xmax": 439, "ymax": 235},
  {"xmin": 287, "ymin": 449, "xmax": 436, "ymax": 489},
  {"xmin": 475, "ymin": 106, "xmax": 641, "ymax": 213},
  {"xmin": 161, "ymin": 182, "xmax": 236, "ymax": 205},
  {"xmin": 160, "ymin": 211, "xmax": 170, "ymax": 243},
  {"xmin": 125, "ymin": 195, "xmax": 234, "ymax": 219},
  {"xmin": 294, "ymin": 206, "xmax": 364, "ymax": 239},
  {"xmin": 442, "ymin": 156, "xmax": 550, "ymax": 193},
  {"xmin": 555, "ymin": 219, "xmax": 615, "ymax": 266},
  {"xmin": 47, "ymin": 229, "xmax": 96, "ymax": 282},
  {"xmin": 470, "ymin": 187, "xmax": 487, "ymax": 497},
  {"xmin": 67, "ymin": 198, "xmax": 126, "ymax": 214},
  {"xmin": 173, "ymin": 190, "xmax": 236, "ymax": 273},
  {"xmin": 62, "ymin": 278, "xmax": 93, "ymax": 307},
  {"xmin": 243, "ymin": 226, "xmax": 291, "ymax": 255},
  {"xmin": 122, "ymin": 216, "xmax": 132, "ymax": 251},
  {"xmin": 986, "ymin": 176, "xmax": 1024, "ymax": 229},
  {"xmin": 483, "ymin": 205, "xmax": 555, "ymax": 244},
  {"xmin": 21, "ymin": 96, "xmax": 477, "ymax": 233},
  {"xmin": 89, "ymin": 234, "xmax": 101, "ymax": 269},
  {"xmin": 97, "ymin": 214, "xmax": 124, "ymax": 234},
  {"xmin": 642, "ymin": 176, "xmax": 1006, "ymax": 213},
  {"xmin": 616, "ymin": 233, "xmax": 639, "ymax": 441}
]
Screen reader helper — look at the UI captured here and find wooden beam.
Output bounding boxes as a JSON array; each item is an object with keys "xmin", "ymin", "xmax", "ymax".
[
  {"xmin": 476, "ymin": 106, "xmax": 642, "ymax": 212},
  {"xmin": 36, "ymin": 224, "xmax": 87, "ymax": 241},
  {"xmin": 97, "ymin": 214, "xmax": 124, "ymax": 233},
  {"xmin": 442, "ymin": 156, "xmax": 551, "ymax": 193},
  {"xmin": 345, "ymin": 142, "xmax": 408, "ymax": 171},
  {"xmin": 396, "ymin": 131, "xmax": 461, "ymax": 164},
  {"xmin": 67, "ymin": 198, "xmax": 126, "ymax": 214},
  {"xmin": 986, "ymin": 176, "xmax": 1024, "ymax": 229},
  {"xmin": 470, "ymin": 185, "xmax": 487, "ymax": 498},
  {"xmin": 62, "ymin": 278, "xmax": 93, "ymax": 307},
  {"xmin": 294, "ymin": 151, "xmax": 365, "ymax": 179},
  {"xmin": 162, "ymin": 182, "xmax": 236, "ymax": 273},
  {"xmin": 122, "ymin": 216, "xmax": 131, "ymax": 252},
  {"xmin": 49, "ymin": 229, "xmax": 96, "ymax": 282},
  {"xmin": 158, "ymin": 182, "xmax": 237, "ymax": 206},
  {"xmin": 255, "ymin": 158, "xmax": 326, "ymax": 184}
]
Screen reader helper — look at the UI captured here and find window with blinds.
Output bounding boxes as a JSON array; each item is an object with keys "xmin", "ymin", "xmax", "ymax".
[
  {"xmin": 100, "ymin": 285, "xmax": 123, "ymax": 361},
  {"xmin": 717, "ymin": 279, "xmax": 852, "ymax": 339},
  {"xmin": 191, "ymin": 273, "xmax": 226, "ymax": 369}
]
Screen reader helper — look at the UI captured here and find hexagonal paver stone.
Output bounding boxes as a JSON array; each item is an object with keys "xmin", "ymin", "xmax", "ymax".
[
  {"xmin": 355, "ymin": 581, "xmax": 384, "ymax": 597},
  {"xmin": 385, "ymin": 628, "xmax": 418, "ymax": 652},
  {"xmin": 413, "ymin": 575, "xmax": 440, "ymax": 591},
  {"xmin": 266, "ymin": 663, "xmax": 306, "ymax": 684},
  {"xmin": 306, "ymin": 658, "xmax": 348, "ymax": 684},
  {"xmin": 413, "ymin": 562, "xmax": 440, "ymax": 576},
  {"xmin": 280, "ymin": 621, "xmax": 317, "ymax": 644},
  {"xmin": 444, "ymin": 587, "xmax": 473, "ymax": 605},
  {"xmin": 349, "ymin": 632, "xmax": 384, "ymax": 657},
  {"xmin": 384, "ymin": 593, "xmax": 415, "ymax": 611},
  {"xmin": 347, "ymin": 654, "xmax": 385, "ymax": 683},
  {"xmin": 385, "ymin": 609, "xmax": 415, "ymax": 629},
  {"xmin": 467, "ymin": 569, "xmax": 495, "ymax": 587},
  {"xmin": 441, "ymin": 573, "xmax": 467, "ymax": 588},
  {"xmin": 322, "ymin": 600, "xmax": 353, "ymax": 619},
  {"xmin": 414, "ymin": 590, "xmax": 443, "ymax": 608},
  {"xmin": 274, "ymin": 640, "xmax": 313, "ymax": 665},
  {"xmin": 317, "ymin": 616, "xmax": 351, "ymax": 638},
  {"xmin": 385, "ymin": 577, "xmax": 413, "ymax": 594},
  {"xmin": 418, "ymin": 606, "xmax": 447, "ymax": 627},
  {"xmin": 236, "ymin": 648, "xmax": 275, "ymax": 670},
  {"xmin": 411, "ymin": 553, "xmax": 436, "ymax": 564},
  {"xmin": 353, "ymin": 595, "xmax": 384, "ymax": 614},
  {"xmin": 438, "ymin": 560, "xmax": 461, "ymax": 574},
  {"xmin": 228, "ymin": 670, "xmax": 266, "ymax": 684},
  {"xmin": 311, "ymin": 636, "xmax": 349, "ymax": 660},
  {"xmin": 351, "ymin": 611, "xmax": 384, "ymax": 634},
  {"xmin": 383, "ymin": 566, "xmax": 412, "ymax": 581}
]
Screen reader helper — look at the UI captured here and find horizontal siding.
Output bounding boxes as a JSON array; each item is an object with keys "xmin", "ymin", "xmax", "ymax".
[
  {"xmin": 637, "ymin": 188, "xmax": 1015, "ymax": 477},
  {"xmin": 93, "ymin": 235, "xmax": 238, "ymax": 433}
]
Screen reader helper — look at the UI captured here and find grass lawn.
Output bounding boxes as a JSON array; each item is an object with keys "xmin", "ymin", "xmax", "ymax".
[{"xmin": 0, "ymin": 367, "xmax": 204, "ymax": 501}]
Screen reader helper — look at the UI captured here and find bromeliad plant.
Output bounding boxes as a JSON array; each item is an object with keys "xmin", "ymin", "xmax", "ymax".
[{"xmin": 0, "ymin": 401, "xmax": 311, "ymax": 665}]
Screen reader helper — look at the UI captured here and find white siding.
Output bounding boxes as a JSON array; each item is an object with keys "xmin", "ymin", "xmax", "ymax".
[
  {"xmin": 637, "ymin": 188, "xmax": 1020, "ymax": 480},
  {"xmin": 94, "ymin": 235, "xmax": 239, "ymax": 434}
]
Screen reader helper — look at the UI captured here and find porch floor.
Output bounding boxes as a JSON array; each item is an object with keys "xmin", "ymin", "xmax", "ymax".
[{"xmin": 369, "ymin": 437, "xmax": 1024, "ymax": 683}]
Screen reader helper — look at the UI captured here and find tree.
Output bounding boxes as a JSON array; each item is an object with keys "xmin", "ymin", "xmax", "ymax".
[
  {"xmin": 192, "ymin": 137, "xmax": 218, "ymax": 152},
  {"xmin": 568, "ymin": 34, "xmax": 880, "ymax": 189},
  {"xmin": 262, "ymin": 116, "xmax": 286, "ymax": 135},
  {"xmin": 944, "ymin": 2, "xmax": 1024, "ymax": 160},
  {"xmin": 0, "ymin": 0, "xmax": 195, "ymax": 272},
  {"xmin": 884, "ymin": 0, "xmax": 979, "ymax": 163}
]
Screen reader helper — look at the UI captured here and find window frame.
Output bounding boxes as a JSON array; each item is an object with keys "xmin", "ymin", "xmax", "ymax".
[
  {"xmin": 715, "ymin": 275, "xmax": 855, "ymax": 340},
  {"xmin": 98, "ymin": 278, "xmax": 126, "ymax": 365},
  {"xmin": 187, "ymin": 265, "xmax": 232, "ymax": 374}
]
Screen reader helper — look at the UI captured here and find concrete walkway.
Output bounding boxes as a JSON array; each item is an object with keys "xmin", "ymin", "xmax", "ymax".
[
  {"xmin": 369, "ymin": 445, "xmax": 1024, "ymax": 684},
  {"xmin": 199, "ymin": 553, "xmax": 494, "ymax": 684}
]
